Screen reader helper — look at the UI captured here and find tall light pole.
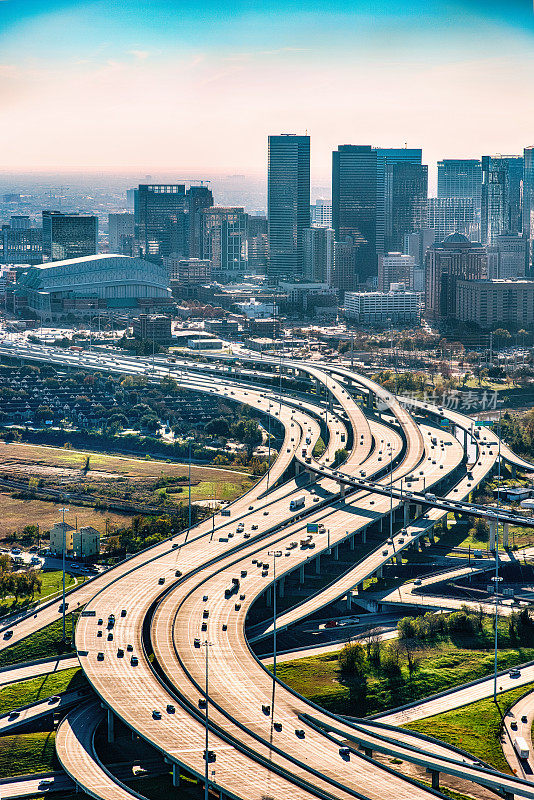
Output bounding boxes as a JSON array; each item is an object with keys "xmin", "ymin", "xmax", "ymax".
[
  {"xmin": 266, "ymin": 408, "xmax": 272, "ymax": 491},
  {"xmin": 267, "ymin": 550, "xmax": 282, "ymax": 730},
  {"xmin": 201, "ymin": 640, "xmax": 213, "ymax": 800},
  {"xmin": 188, "ymin": 440, "xmax": 192, "ymax": 532},
  {"xmin": 388, "ymin": 443, "xmax": 393, "ymax": 542},
  {"xmin": 58, "ymin": 507, "xmax": 69, "ymax": 643},
  {"xmin": 493, "ymin": 410, "xmax": 503, "ymax": 702}
]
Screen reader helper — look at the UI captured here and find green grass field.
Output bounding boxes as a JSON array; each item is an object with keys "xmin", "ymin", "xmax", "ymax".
[
  {"xmin": 274, "ymin": 629, "xmax": 534, "ymax": 717},
  {"xmin": 405, "ymin": 682, "xmax": 534, "ymax": 773},
  {"xmin": 0, "ymin": 668, "xmax": 85, "ymax": 716},
  {"xmin": 0, "ymin": 570, "xmax": 81, "ymax": 618},
  {"xmin": 0, "ymin": 730, "xmax": 57, "ymax": 777},
  {"xmin": 0, "ymin": 612, "xmax": 79, "ymax": 668}
]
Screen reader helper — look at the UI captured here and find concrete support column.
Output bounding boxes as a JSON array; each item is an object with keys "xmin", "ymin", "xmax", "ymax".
[
  {"xmin": 363, "ymin": 746, "xmax": 373, "ymax": 758},
  {"xmin": 376, "ymin": 566, "xmax": 383, "ymax": 579},
  {"xmin": 404, "ymin": 502, "xmax": 409, "ymax": 528},
  {"xmin": 350, "ymin": 533, "xmax": 355, "ymax": 550},
  {"xmin": 395, "ymin": 554, "xmax": 402, "ymax": 565},
  {"xmin": 415, "ymin": 504, "xmax": 422, "ymax": 517},
  {"xmin": 346, "ymin": 591, "xmax": 352, "ymax": 610},
  {"xmin": 367, "ymin": 392, "xmax": 373, "ymax": 411},
  {"xmin": 339, "ymin": 483, "xmax": 346, "ymax": 499},
  {"xmin": 511, "ymin": 464, "xmax": 517, "ymax": 479},
  {"xmin": 172, "ymin": 764, "xmax": 180, "ymax": 787},
  {"xmin": 503, "ymin": 522, "xmax": 510, "ymax": 549},
  {"xmin": 380, "ymin": 517, "xmax": 384, "ymax": 533},
  {"xmin": 362, "ymin": 528, "xmax": 367, "ymax": 544},
  {"xmin": 429, "ymin": 770, "xmax": 439, "ymax": 790},
  {"xmin": 107, "ymin": 708, "xmax": 114, "ymax": 744},
  {"xmin": 428, "ymin": 526, "xmax": 435, "ymax": 543},
  {"xmin": 315, "ymin": 555, "xmax": 321, "ymax": 575},
  {"xmin": 295, "ymin": 461, "xmax": 301, "ymax": 475},
  {"xmin": 333, "ymin": 545, "xmax": 339, "ymax": 561},
  {"xmin": 279, "ymin": 577, "xmax": 285, "ymax": 598},
  {"xmin": 266, "ymin": 586, "xmax": 272, "ymax": 607},
  {"xmin": 489, "ymin": 519, "xmax": 497, "ymax": 550},
  {"xmin": 299, "ymin": 564, "xmax": 305, "ymax": 584}
]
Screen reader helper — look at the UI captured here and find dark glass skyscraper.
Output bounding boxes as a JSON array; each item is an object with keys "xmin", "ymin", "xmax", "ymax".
[
  {"xmin": 332, "ymin": 145, "xmax": 424, "ymax": 282},
  {"xmin": 134, "ymin": 184, "xmax": 213, "ymax": 263},
  {"xmin": 332, "ymin": 145, "xmax": 378, "ymax": 282},
  {"xmin": 267, "ymin": 134, "xmax": 310, "ymax": 282},
  {"xmin": 42, "ymin": 211, "xmax": 98, "ymax": 262},
  {"xmin": 437, "ymin": 160, "xmax": 482, "ymax": 207},
  {"xmin": 386, "ymin": 162, "xmax": 428, "ymax": 251},
  {"xmin": 481, "ymin": 155, "xmax": 524, "ymax": 244}
]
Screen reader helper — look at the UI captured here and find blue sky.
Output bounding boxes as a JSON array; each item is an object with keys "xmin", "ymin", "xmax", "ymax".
[{"xmin": 1, "ymin": 0, "xmax": 533, "ymax": 178}]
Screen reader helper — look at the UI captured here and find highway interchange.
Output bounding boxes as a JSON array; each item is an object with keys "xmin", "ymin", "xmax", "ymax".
[{"xmin": 1, "ymin": 339, "xmax": 534, "ymax": 800}]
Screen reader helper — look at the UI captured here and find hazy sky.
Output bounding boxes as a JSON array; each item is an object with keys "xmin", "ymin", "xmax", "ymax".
[{"xmin": 1, "ymin": 0, "xmax": 534, "ymax": 185}]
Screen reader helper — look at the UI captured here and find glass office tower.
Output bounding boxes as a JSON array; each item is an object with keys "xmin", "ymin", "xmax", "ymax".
[
  {"xmin": 481, "ymin": 155, "xmax": 524, "ymax": 244},
  {"xmin": 134, "ymin": 184, "xmax": 213, "ymax": 263},
  {"xmin": 267, "ymin": 134, "xmax": 310, "ymax": 282},
  {"xmin": 437, "ymin": 160, "xmax": 482, "ymax": 207},
  {"xmin": 42, "ymin": 211, "xmax": 98, "ymax": 262}
]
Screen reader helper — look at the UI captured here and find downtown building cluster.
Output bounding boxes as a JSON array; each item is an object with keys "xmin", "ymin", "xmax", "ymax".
[{"xmin": 3, "ymin": 138, "xmax": 534, "ymax": 330}]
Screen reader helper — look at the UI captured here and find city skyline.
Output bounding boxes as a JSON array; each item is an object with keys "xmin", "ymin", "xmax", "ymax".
[{"xmin": 1, "ymin": 0, "xmax": 534, "ymax": 180}]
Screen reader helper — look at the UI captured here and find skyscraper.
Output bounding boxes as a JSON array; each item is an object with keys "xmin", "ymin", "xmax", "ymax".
[
  {"xmin": 267, "ymin": 134, "xmax": 310, "ymax": 282},
  {"xmin": 303, "ymin": 227, "xmax": 334, "ymax": 283},
  {"xmin": 247, "ymin": 216, "xmax": 268, "ymax": 274},
  {"xmin": 108, "ymin": 213, "xmax": 134, "ymax": 254},
  {"xmin": 523, "ymin": 146, "xmax": 534, "ymax": 268},
  {"xmin": 332, "ymin": 145, "xmax": 424, "ymax": 283},
  {"xmin": 386, "ymin": 161, "xmax": 428, "ymax": 251},
  {"xmin": 134, "ymin": 184, "xmax": 213, "ymax": 263},
  {"xmin": 427, "ymin": 198, "xmax": 478, "ymax": 243},
  {"xmin": 332, "ymin": 145, "xmax": 378, "ymax": 283},
  {"xmin": 201, "ymin": 207, "xmax": 248, "ymax": 282},
  {"xmin": 310, "ymin": 199, "xmax": 332, "ymax": 227},
  {"xmin": 481, "ymin": 155, "xmax": 524, "ymax": 244},
  {"xmin": 437, "ymin": 159, "xmax": 482, "ymax": 207},
  {"xmin": 42, "ymin": 211, "xmax": 98, "ymax": 262}
]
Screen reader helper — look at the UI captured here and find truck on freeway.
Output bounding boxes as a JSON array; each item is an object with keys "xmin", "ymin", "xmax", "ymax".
[
  {"xmin": 290, "ymin": 496, "xmax": 305, "ymax": 511},
  {"xmin": 514, "ymin": 737, "xmax": 529, "ymax": 759}
]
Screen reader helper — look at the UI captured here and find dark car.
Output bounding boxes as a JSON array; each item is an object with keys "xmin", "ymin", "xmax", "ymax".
[{"xmin": 130, "ymin": 655, "xmax": 138, "ymax": 666}]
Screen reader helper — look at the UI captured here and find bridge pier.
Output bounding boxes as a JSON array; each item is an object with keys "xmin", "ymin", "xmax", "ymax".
[
  {"xmin": 299, "ymin": 564, "xmax": 305, "ymax": 584},
  {"xmin": 107, "ymin": 708, "xmax": 114, "ymax": 744},
  {"xmin": 279, "ymin": 577, "xmax": 285, "ymax": 597},
  {"xmin": 362, "ymin": 528, "xmax": 367, "ymax": 544},
  {"xmin": 511, "ymin": 463, "xmax": 517, "ymax": 479},
  {"xmin": 503, "ymin": 522, "xmax": 509, "ymax": 548},
  {"xmin": 363, "ymin": 746, "xmax": 373, "ymax": 758},
  {"xmin": 367, "ymin": 391, "xmax": 373, "ymax": 411},
  {"xmin": 429, "ymin": 769, "xmax": 439, "ymax": 790},
  {"xmin": 266, "ymin": 587, "xmax": 272, "ymax": 607},
  {"xmin": 315, "ymin": 555, "xmax": 321, "ymax": 574},
  {"xmin": 339, "ymin": 483, "xmax": 346, "ymax": 499},
  {"xmin": 350, "ymin": 533, "xmax": 355, "ymax": 550},
  {"xmin": 333, "ymin": 545, "xmax": 339, "ymax": 561},
  {"xmin": 395, "ymin": 554, "xmax": 402, "ymax": 565},
  {"xmin": 404, "ymin": 502, "xmax": 409, "ymax": 527},
  {"xmin": 172, "ymin": 764, "xmax": 180, "ymax": 787},
  {"xmin": 346, "ymin": 591, "xmax": 353, "ymax": 610},
  {"xmin": 376, "ymin": 566, "xmax": 383, "ymax": 579}
]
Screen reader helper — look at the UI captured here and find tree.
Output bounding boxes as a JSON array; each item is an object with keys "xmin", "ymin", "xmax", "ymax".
[
  {"xmin": 231, "ymin": 419, "xmax": 262, "ymax": 457},
  {"xmin": 205, "ymin": 417, "xmax": 231, "ymax": 437},
  {"xmin": 338, "ymin": 642, "xmax": 366, "ymax": 677}
]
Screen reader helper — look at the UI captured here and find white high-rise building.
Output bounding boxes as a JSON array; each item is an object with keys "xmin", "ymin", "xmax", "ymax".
[{"xmin": 310, "ymin": 198, "xmax": 332, "ymax": 228}]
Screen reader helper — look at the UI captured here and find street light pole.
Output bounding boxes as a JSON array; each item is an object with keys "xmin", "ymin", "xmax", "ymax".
[
  {"xmin": 388, "ymin": 443, "xmax": 393, "ymax": 542},
  {"xmin": 267, "ymin": 550, "xmax": 282, "ymax": 731},
  {"xmin": 58, "ymin": 507, "xmax": 69, "ymax": 642},
  {"xmin": 188, "ymin": 440, "xmax": 192, "ymax": 532},
  {"xmin": 202, "ymin": 640, "xmax": 212, "ymax": 800}
]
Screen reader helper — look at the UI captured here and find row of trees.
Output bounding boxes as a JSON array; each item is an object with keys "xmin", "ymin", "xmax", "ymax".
[{"xmin": 0, "ymin": 555, "xmax": 42, "ymax": 603}]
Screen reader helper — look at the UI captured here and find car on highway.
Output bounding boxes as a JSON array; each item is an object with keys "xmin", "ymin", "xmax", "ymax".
[
  {"xmin": 414, "ymin": 578, "xmax": 422, "ymax": 586},
  {"xmin": 117, "ymin": 648, "xmax": 124, "ymax": 658},
  {"xmin": 48, "ymin": 696, "xmax": 61, "ymax": 704},
  {"xmin": 97, "ymin": 652, "xmax": 104, "ymax": 661},
  {"xmin": 130, "ymin": 656, "xmax": 138, "ymax": 666},
  {"xmin": 3, "ymin": 630, "xmax": 13, "ymax": 640},
  {"xmin": 152, "ymin": 709, "xmax": 162, "ymax": 720},
  {"xmin": 509, "ymin": 668, "xmax": 521, "ymax": 678},
  {"xmin": 166, "ymin": 704, "xmax": 175, "ymax": 714}
]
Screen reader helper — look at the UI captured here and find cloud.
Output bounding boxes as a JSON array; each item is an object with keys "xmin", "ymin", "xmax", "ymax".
[{"xmin": 129, "ymin": 49, "xmax": 150, "ymax": 60}]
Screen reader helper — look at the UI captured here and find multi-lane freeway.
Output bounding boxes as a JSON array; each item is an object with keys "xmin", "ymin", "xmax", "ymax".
[{"xmin": 0, "ymin": 338, "xmax": 533, "ymax": 800}]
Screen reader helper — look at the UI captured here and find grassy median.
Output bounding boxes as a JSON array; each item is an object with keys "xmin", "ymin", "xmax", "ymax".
[
  {"xmin": 0, "ymin": 668, "xmax": 85, "ymax": 715},
  {"xmin": 0, "ymin": 612, "xmax": 79, "ymax": 668},
  {"xmin": 404, "ymin": 682, "xmax": 534, "ymax": 773}
]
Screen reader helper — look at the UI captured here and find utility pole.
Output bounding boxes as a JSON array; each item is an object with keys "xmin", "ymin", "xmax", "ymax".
[
  {"xmin": 268, "ymin": 550, "xmax": 282, "ymax": 733},
  {"xmin": 202, "ymin": 640, "xmax": 213, "ymax": 800}
]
